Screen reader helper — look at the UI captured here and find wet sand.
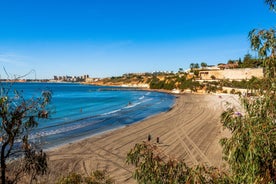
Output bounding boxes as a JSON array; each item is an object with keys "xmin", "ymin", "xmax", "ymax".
[{"xmin": 42, "ymin": 93, "xmax": 239, "ymax": 183}]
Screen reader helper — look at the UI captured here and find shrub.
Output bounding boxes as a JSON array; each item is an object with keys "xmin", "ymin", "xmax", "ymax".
[{"xmin": 56, "ymin": 170, "xmax": 115, "ymax": 184}]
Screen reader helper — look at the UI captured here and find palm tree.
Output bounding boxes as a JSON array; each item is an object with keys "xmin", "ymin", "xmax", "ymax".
[
  {"xmin": 190, "ymin": 63, "xmax": 195, "ymax": 70},
  {"xmin": 194, "ymin": 63, "xmax": 199, "ymax": 69},
  {"xmin": 200, "ymin": 62, "xmax": 207, "ymax": 68}
]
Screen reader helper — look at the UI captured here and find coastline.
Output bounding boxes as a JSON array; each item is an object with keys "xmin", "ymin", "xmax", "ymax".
[
  {"xmin": 43, "ymin": 85, "xmax": 178, "ymax": 153},
  {"xmin": 44, "ymin": 94, "xmax": 176, "ymax": 153},
  {"xmin": 39, "ymin": 93, "xmax": 236, "ymax": 183}
]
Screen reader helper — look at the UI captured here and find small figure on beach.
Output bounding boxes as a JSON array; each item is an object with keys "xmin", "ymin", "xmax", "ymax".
[
  {"xmin": 148, "ymin": 134, "xmax": 151, "ymax": 141},
  {"xmin": 156, "ymin": 137, "xmax": 160, "ymax": 144}
]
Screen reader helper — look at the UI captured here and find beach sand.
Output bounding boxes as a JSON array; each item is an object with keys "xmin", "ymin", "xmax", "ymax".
[{"xmin": 41, "ymin": 93, "xmax": 239, "ymax": 183}]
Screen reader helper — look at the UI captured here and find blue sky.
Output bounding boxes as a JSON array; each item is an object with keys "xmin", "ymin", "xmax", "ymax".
[{"xmin": 0, "ymin": 0, "xmax": 275, "ymax": 79}]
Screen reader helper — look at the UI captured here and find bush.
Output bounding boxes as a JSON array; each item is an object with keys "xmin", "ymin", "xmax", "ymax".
[
  {"xmin": 0, "ymin": 83, "xmax": 51, "ymax": 184},
  {"xmin": 56, "ymin": 170, "xmax": 114, "ymax": 184},
  {"xmin": 230, "ymin": 89, "xmax": 235, "ymax": 94},
  {"xmin": 126, "ymin": 142, "xmax": 230, "ymax": 184}
]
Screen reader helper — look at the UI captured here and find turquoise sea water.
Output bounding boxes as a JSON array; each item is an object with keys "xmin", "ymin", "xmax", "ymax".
[{"xmin": 5, "ymin": 82, "xmax": 175, "ymax": 149}]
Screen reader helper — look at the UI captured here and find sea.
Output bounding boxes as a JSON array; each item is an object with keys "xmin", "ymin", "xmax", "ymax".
[{"xmin": 3, "ymin": 82, "xmax": 175, "ymax": 150}]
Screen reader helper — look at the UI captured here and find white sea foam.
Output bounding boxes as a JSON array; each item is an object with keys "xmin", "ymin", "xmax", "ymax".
[
  {"xmin": 124, "ymin": 101, "xmax": 141, "ymax": 109},
  {"xmin": 102, "ymin": 108, "xmax": 122, "ymax": 115},
  {"xmin": 124, "ymin": 98, "xmax": 153, "ymax": 109},
  {"xmin": 9, "ymin": 83, "xmax": 175, "ymax": 150},
  {"xmin": 145, "ymin": 92, "xmax": 151, "ymax": 95},
  {"xmin": 29, "ymin": 121, "xmax": 94, "ymax": 140},
  {"xmin": 139, "ymin": 95, "xmax": 145, "ymax": 100}
]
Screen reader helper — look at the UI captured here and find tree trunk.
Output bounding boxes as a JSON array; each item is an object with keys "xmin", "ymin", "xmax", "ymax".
[{"xmin": 1, "ymin": 144, "xmax": 7, "ymax": 184}]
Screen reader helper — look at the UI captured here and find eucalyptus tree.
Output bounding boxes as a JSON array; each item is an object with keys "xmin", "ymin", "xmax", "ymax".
[
  {"xmin": 0, "ymin": 83, "xmax": 51, "ymax": 184},
  {"xmin": 249, "ymin": 28, "xmax": 275, "ymax": 77},
  {"xmin": 221, "ymin": 1, "xmax": 276, "ymax": 182},
  {"xmin": 127, "ymin": 1, "xmax": 276, "ymax": 183},
  {"xmin": 265, "ymin": 0, "xmax": 276, "ymax": 10}
]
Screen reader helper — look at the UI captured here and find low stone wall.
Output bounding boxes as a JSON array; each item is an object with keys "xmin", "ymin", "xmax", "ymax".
[{"xmin": 199, "ymin": 68, "xmax": 263, "ymax": 80}]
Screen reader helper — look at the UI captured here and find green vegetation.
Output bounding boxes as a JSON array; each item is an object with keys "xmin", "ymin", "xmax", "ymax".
[
  {"xmin": 126, "ymin": 1, "xmax": 276, "ymax": 183},
  {"xmin": 149, "ymin": 74, "xmax": 202, "ymax": 92},
  {"xmin": 241, "ymin": 54, "xmax": 263, "ymax": 68},
  {"xmin": 225, "ymin": 54, "xmax": 263, "ymax": 68},
  {"xmin": 220, "ymin": 93, "xmax": 276, "ymax": 183},
  {"xmin": 220, "ymin": 77, "xmax": 264, "ymax": 90},
  {"xmin": 102, "ymin": 73, "xmax": 151, "ymax": 84},
  {"xmin": 56, "ymin": 170, "xmax": 114, "ymax": 184},
  {"xmin": 149, "ymin": 76, "xmax": 175, "ymax": 90},
  {"xmin": 94, "ymin": 51, "xmax": 268, "ymax": 93},
  {"xmin": 189, "ymin": 63, "xmax": 199, "ymax": 71},
  {"xmin": 0, "ymin": 83, "xmax": 51, "ymax": 184},
  {"xmin": 188, "ymin": 53, "xmax": 263, "ymax": 70},
  {"xmin": 265, "ymin": 0, "xmax": 276, "ymax": 10},
  {"xmin": 2, "ymin": 0, "xmax": 275, "ymax": 183},
  {"xmin": 126, "ymin": 142, "xmax": 230, "ymax": 183},
  {"xmin": 200, "ymin": 62, "xmax": 208, "ymax": 68}
]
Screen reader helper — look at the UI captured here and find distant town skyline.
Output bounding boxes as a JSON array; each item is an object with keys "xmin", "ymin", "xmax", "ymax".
[{"xmin": 0, "ymin": 0, "xmax": 275, "ymax": 79}]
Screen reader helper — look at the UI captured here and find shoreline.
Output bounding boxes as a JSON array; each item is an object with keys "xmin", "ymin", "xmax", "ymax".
[
  {"xmin": 39, "ymin": 93, "xmax": 236, "ymax": 183},
  {"xmin": 43, "ymin": 89, "xmax": 176, "ymax": 152},
  {"xmin": 45, "ymin": 94, "xmax": 177, "ymax": 152}
]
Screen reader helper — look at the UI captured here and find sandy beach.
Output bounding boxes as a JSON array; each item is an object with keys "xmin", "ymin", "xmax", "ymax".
[{"xmin": 41, "ymin": 93, "xmax": 239, "ymax": 183}]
